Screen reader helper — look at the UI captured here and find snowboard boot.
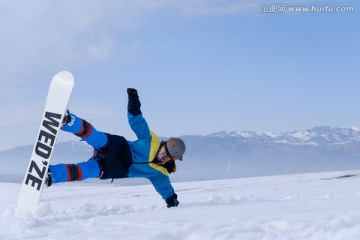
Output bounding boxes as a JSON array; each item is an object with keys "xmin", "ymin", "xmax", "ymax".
[
  {"xmin": 61, "ymin": 109, "xmax": 72, "ymax": 127},
  {"xmin": 44, "ymin": 170, "xmax": 53, "ymax": 187}
]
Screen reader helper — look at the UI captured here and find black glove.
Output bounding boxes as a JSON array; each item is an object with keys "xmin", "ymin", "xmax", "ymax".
[
  {"xmin": 166, "ymin": 193, "xmax": 179, "ymax": 208},
  {"xmin": 127, "ymin": 88, "xmax": 138, "ymax": 97},
  {"xmin": 127, "ymin": 88, "xmax": 141, "ymax": 116}
]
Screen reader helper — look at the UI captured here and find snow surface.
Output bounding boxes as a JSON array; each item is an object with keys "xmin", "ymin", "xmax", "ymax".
[{"xmin": 2, "ymin": 171, "xmax": 360, "ymax": 240}]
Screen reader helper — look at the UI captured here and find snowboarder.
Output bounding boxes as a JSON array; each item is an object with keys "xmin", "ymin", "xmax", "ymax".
[{"xmin": 45, "ymin": 88, "xmax": 186, "ymax": 208}]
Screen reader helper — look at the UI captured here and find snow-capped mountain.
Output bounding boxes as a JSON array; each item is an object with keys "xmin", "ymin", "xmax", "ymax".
[
  {"xmin": 179, "ymin": 126, "xmax": 360, "ymax": 180},
  {"xmin": 2, "ymin": 127, "xmax": 360, "ymax": 182},
  {"xmin": 207, "ymin": 126, "xmax": 360, "ymax": 145}
]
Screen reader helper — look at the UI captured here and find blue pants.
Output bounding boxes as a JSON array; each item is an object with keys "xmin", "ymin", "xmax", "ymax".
[{"xmin": 49, "ymin": 113, "xmax": 108, "ymax": 183}]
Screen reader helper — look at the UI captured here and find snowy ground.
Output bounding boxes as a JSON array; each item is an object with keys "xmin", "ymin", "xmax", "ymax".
[{"xmin": 2, "ymin": 171, "xmax": 360, "ymax": 240}]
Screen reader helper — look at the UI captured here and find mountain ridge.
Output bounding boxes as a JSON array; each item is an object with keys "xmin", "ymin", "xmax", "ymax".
[
  {"xmin": 201, "ymin": 126, "xmax": 360, "ymax": 145},
  {"xmin": 2, "ymin": 126, "xmax": 360, "ymax": 182}
]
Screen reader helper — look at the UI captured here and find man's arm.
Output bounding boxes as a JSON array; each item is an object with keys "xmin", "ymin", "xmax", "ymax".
[
  {"xmin": 149, "ymin": 175, "xmax": 179, "ymax": 208},
  {"xmin": 127, "ymin": 88, "xmax": 151, "ymax": 141}
]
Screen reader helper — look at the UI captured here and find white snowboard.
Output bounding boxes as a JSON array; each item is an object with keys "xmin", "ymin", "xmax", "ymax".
[{"xmin": 17, "ymin": 71, "xmax": 74, "ymax": 211}]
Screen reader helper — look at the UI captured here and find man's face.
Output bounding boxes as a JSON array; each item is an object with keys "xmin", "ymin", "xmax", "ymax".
[{"xmin": 156, "ymin": 145, "xmax": 173, "ymax": 164}]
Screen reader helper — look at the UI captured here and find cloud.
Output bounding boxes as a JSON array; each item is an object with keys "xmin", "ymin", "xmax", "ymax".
[
  {"xmin": 0, "ymin": 0, "xmax": 276, "ymax": 80},
  {"xmin": 1, "ymin": 0, "xmax": 319, "ymax": 127},
  {"xmin": 0, "ymin": 1, "xmax": 161, "ymax": 75},
  {"xmin": 0, "ymin": 0, "xmax": 159, "ymax": 125},
  {"xmin": 0, "ymin": 0, "xmax": 323, "ymax": 81}
]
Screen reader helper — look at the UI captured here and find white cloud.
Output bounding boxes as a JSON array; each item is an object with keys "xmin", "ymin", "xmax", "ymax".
[
  {"xmin": 0, "ymin": 0, "xmax": 281, "ymax": 80},
  {"xmin": 0, "ymin": 1, "xmax": 162, "ymax": 76},
  {"xmin": 0, "ymin": 0, "xmax": 321, "ymax": 127},
  {"xmin": 0, "ymin": 0, "xmax": 159, "ymax": 126}
]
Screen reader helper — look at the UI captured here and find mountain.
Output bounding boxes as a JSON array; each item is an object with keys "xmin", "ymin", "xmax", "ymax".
[
  {"xmin": 0, "ymin": 141, "xmax": 92, "ymax": 182},
  {"xmin": 2, "ymin": 126, "xmax": 360, "ymax": 182},
  {"xmin": 205, "ymin": 126, "xmax": 360, "ymax": 145},
  {"xmin": 178, "ymin": 126, "xmax": 360, "ymax": 180}
]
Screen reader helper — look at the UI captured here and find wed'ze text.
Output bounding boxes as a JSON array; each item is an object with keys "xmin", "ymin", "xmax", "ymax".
[{"xmin": 24, "ymin": 112, "xmax": 62, "ymax": 190}]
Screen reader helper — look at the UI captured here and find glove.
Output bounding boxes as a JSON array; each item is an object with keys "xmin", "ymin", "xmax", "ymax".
[
  {"xmin": 127, "ymin": 88, "xmax": 141, "ymax": 116},
  {"xmin": 127, "ymin": 88, "xmax": 138, "ymax": 97},
  {"xmin": 166, "ymin": 193, "xmax": 179, "ymax": 208}
]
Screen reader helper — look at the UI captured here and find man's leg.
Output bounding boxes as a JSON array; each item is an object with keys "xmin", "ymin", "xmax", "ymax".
[
  {"xmin": 49, "ymin": 159, "xmax": 103, "ymax": 184},
  {"xmin": 62, "ymin": 112, "xmax": 108, "ymax": 150}
]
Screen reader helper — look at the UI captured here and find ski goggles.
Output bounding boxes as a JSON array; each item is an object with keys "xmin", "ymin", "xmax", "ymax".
[{"xmin": 156, "ymin": 144, "xmax": 174, "ymax": 164}]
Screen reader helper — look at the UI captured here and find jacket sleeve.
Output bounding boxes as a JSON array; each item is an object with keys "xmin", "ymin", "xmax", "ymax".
[
  {"xmin": 127, "ymin": 96, "xmax": 151, "ymax": 141},
  {"xmin": 149, "ymin": 175, "xmax": 175, "ymax": 200}
]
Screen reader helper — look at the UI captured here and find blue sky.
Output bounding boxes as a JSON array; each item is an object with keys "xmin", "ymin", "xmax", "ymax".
[{"xmin": 0, "ymin": 0, "xmax": 359, "ymax": 150}]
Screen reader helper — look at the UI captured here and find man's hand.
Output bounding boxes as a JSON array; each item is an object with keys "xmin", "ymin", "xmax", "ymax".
[
  {"xmin": 127, "ymin": 88, "xmax": 138, "ymax": 97},
  {"xmin": 127, "ymin": 88, "xmax": 141, "ymax": 116}
]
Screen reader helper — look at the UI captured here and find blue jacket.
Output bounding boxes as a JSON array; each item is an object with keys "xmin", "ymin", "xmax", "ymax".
[{"xmin": 126, "ymin": 112, "xmax": 175, "ymax": 200}]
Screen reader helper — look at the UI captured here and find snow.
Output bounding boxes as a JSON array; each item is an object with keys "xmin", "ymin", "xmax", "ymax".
[{"xmin": 2, "ymin": 171, "xmax": 360, "ymax": 239}]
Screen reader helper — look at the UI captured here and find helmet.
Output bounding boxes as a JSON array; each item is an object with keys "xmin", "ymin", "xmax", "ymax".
[{"xmin": 166, "ymin": 138, "xmax": 186, "ymax": 161}]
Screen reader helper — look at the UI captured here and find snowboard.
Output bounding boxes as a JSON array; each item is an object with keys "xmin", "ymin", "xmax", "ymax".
[{"xmin": 17, "ymin": 71, "xmax": 74, "ymax": 211}]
